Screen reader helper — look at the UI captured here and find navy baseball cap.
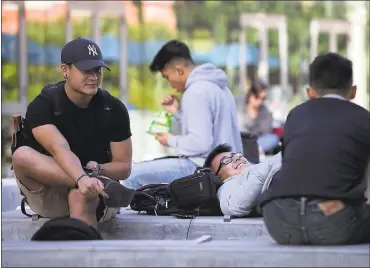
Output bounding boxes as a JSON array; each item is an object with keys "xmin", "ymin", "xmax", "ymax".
[{"xmin": 61, "ymin": 38, "xmax": 110, "ymax": 71}]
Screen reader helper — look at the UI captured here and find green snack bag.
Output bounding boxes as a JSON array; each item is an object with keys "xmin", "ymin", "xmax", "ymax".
[{"xmin": 147, "ymin": 111, "xmax": 173, "ymax": 135}]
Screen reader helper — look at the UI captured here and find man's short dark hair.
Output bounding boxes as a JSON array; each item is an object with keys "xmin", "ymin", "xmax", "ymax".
[
  {"xmin": 149, "ymin": 40, "xmax": 194, "ymax": 73},
  {"xmin": 309, "ymin": 52, "xmax": 353, "ymax": 95},
  {"xmin": 204, "ymin": 143, "xmax": 232, "ymax": 168},
  {"xmin": 31, "ymin": 217, "xmax": 102, "ymax": 241}
]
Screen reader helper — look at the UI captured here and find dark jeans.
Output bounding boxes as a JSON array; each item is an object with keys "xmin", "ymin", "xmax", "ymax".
[{"xmin": 262, "ymin": 198, "xmax": 370, "ymax": 245}]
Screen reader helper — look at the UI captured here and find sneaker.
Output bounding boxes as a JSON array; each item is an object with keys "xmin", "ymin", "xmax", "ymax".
[{"xmin": 97, "ymin": 176, "xmax": 136, "ymax": 208}]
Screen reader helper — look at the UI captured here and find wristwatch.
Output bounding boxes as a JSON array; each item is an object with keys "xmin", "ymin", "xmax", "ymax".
[
  {"xmin": 97, "ymin": 164, "xmax": 104, "ymax": 176},
  {"xmin": 91, "ymin": 164, "xmax": 104, "ymax": 177}
]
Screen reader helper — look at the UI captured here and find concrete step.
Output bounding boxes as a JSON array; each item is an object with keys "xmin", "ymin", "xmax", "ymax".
[
  {"xmin": 2, "ymin": 178, "xmax": 22, "ymax": 212},
  {"xmin": 3, "ymin": 238, "xmax": 369, "ymax": 267},
  {"xmin": 2, "ymin": 208, "xmax": 268, "ymax": 241}
]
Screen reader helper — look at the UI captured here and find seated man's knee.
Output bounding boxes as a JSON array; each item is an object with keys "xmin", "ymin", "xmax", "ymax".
[
  {"xmin": 12, "ymin": 146, "xmax": 34, "ymax": 171},
  {"xmin": 68, "ymin": 189, "xmax": 99, "ymax": 215}
]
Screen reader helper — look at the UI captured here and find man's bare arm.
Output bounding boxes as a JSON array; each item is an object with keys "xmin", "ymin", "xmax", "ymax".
[
  {"xmin": 100, "ymin": 137, "xmax": 132, "ymax": 180},
  {"xmin": 32, "ymin": 124, "xmax": 86, "ymax": 187}
]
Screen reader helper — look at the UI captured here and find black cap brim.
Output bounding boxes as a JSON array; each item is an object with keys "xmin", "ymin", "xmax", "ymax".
[{"xmin": 74, "ymin": 59, "xmax": 111, "ymax": 71}]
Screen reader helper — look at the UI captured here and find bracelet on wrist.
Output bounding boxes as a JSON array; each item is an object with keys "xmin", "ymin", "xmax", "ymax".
[{"xmin": 76, "ymin": 173, "xmax": 89, "ymax": 187}]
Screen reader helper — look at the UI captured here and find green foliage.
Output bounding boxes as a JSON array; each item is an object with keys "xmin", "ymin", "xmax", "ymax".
[
  {"xmin": 213, "ymin": 14, "xmax": 227, "ymax": 44},
  {"xmin": 101, "ymin": 17, "xmax": 119, "ymax": 35},
  {"xmin": 2, "ymin": 62, "xmax": 19, "ymax": 101},
  {"xmin": 27, "ymin": 18, "xmax": 66, "ymax": 46},
  {"xmin": 174, "ymin": 1, "xmax": 352, "ymax": 78},
  {"xmin": 3, "ymin": 15, "xmax": 177, "ymax": 110},
  {"xmin": 128, "ymin": 23, "xmax": 176, "ymax": 41},
  {"xmin": 4, "ymin": 2, "xmax": 364, "ymax": 108}
]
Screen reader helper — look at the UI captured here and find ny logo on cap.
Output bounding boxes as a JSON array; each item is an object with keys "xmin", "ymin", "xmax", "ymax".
[{"xmin": 87, "ymin": 44, "xmax": 98, "ymax": 56}]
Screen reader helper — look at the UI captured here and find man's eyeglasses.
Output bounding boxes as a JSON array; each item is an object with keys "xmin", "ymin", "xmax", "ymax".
[{"xmin": 215, "ymin": 152, "xmax": 243, "ymax": 176}]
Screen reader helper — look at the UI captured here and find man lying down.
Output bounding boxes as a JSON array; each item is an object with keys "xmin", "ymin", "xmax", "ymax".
[{"xmin": 203, "ymin": 143, "xmax": 281, "ymax": 217}]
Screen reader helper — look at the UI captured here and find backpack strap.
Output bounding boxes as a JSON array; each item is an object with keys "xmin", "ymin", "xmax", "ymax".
[
  {"xmin": 20, "ymin": 197, "xmax": 32, "ymax": 217},
  {"xmin": 50, "ymin": 81, "xmax": 65, "ymax": 116},
  {"xmin": 98, "ymin": 88, "xmax": 113, "ymax": 112},
  {"xmin": 20, "ymin": 196, "xmax": 42, "ymax": 221},
  {"xmin": 40, "ymin": 81, "xmax": 65, "ymax": 117}
]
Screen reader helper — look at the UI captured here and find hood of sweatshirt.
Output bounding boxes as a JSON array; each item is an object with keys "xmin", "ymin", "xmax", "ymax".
[{"xmin": 185, "ymin": 63, "xmax": 228, "ymax": 89}]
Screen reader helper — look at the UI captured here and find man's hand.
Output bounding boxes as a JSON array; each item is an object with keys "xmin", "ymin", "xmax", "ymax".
[
  {"xmin": 77, "ymin": 176, "xmax": 109, "ymax": 199},
  {"xmin": 86, "ymin": 161, "xmax": 99, "ymax": 170},
  {"xmin": 155, "ymin": 132, "xmax": 169, "ymax": 146},
  {"xmin": 161, "ymin": 95, "xmax": 180, "ymax": 113}
]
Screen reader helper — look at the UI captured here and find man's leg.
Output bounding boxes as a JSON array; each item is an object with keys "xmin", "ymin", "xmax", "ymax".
[
  {"xmin": 12, "ymin": 146, "xmax": 99, "ymax": 226},
  {"xmin": 121, "ymin": 158, "xmax": 198, "ymax": 189},
  {"xmin": 304, "ymin": 200, "xmax": 361, "ymax": 245},
  {"xmin": 69, "ymin": 189, "xmax": 100, "ymax": 228},
  {"xmin": 12, "ymin": 146, "xmax": 76, "ymax": 191},
  {"xmin": 262, "ymin": 199, "xmax": 305, "ymax": 245},
  {"xmin": 350, "ymin": 203, "xmax": 370, "ymax": 243},
  {"xmin": 265, "ymin": 198, "xmax": 365, "ymax": 245}
]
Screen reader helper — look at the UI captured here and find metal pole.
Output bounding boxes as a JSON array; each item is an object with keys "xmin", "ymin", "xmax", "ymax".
[
  {"xmin": 258, "ymin": 24, "xmax": 269, "ymax": 84},
  {"xmin": 347, "ymin": 1, "xmax": 369, "ymax": 109},
  {"xmin": 65, "ymin": 3, "xmax": 73, "ymax": 43},
  {"xmin": 119, "ymin": 14, "xmax": 128, "ymax": 103},
  {"xmin": 328, "ymin": 31, "xmax": 337, "ymax": 52},
  {"xmin": 310, "ymin": 20, "xmax": 319, "ymax": 61},
  {"xmin": 91, "ymin": 8, "xmax": 100, "ymax": 45},
  {"xmin": 239, "ymin": 29, "xmax": 247, "ymax": 95},
  {"xmin": 346, "ymin": 31, "xmax": 352, "ymax": 59},
  {"xmin": 18, "ymin": 1, "xmax": 28, "ymax": 114},
  {"xmin": 279, "ymin": 20, "xmax": 289, "ymax": 95},
  {"xmin": 91, "ymin": 5, "xmax": 101, "ymax": 87}
]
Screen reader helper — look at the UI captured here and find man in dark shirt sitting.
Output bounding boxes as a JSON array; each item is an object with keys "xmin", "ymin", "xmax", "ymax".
[
  {"xmin": 259, "ymin": 52, "xmax": 370, "ymax": 245},
  {"xmin": 12, "ymin": 38, "xmax": 133, "ymax": 229}
]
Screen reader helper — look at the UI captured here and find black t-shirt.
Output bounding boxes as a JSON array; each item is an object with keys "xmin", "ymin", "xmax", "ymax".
[
  {"xmin": 25, "ymin": 82, "xmax": 132, "ymax": 166},
  {"xmin": 260, "ymin": 98, "xmax": 370, "ymax": 206}
]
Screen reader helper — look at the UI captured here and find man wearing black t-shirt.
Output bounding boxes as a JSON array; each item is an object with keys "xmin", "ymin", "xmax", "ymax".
[
  {"xmin": 259, "ymin": 52, "xmax": 370, "ymax": 245},
  {"xmin": 11, "ymin": 38, "xmax": 133, "ymax": 228}
]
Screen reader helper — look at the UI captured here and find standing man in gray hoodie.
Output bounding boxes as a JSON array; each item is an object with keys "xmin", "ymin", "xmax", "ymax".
[{"xmin": 122, "ymin": 40, "xmax": 243, "ymax": 189}]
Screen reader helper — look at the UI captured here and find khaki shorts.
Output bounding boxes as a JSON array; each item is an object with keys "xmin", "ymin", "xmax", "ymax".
[{"xmin": 16, "ymin": 179, "xmax": 119, "ymax": 223}]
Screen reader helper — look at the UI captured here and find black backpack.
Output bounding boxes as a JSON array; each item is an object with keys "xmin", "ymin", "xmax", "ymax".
[
  {"xmin": 31, "ymin": 217, "xmax": 103, "ymax": 241},
  {"xmin": 130, "ymin": 184, "xmax": 182, "ymax": 216},
  {"xmin": 130, "ymin": 167, "xmax": 223, "ymax": 217}
]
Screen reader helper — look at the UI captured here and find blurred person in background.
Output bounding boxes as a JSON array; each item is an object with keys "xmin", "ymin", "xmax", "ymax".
[
  {"xmin": 241, "ymin": 81, "xmax": 280, "ymax": 153},
  {"xmin": 122, "ymin": 40, "xmax": 243, "ymax": 189}
]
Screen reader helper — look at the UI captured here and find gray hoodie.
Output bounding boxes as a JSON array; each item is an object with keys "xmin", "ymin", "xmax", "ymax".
[
  {"xmin": 167, "ymin": 63, "xmax": 243, "ymax": 164},
  {"xmin": 217, "ymin": 153, "xmax": 282, "ymax": 217}
]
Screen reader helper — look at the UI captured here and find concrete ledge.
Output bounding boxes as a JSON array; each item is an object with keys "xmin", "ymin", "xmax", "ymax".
[
  {"xmin": 3, "ymin": 238, "xmax": 369, "ymax": 267},
  {"xmin": 1, "ymin": 178, "xmax": 22, "ymax": 212},
  {"xmin": 2, "ymin": 208, "xmax": 268, "ymax": 241}
]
